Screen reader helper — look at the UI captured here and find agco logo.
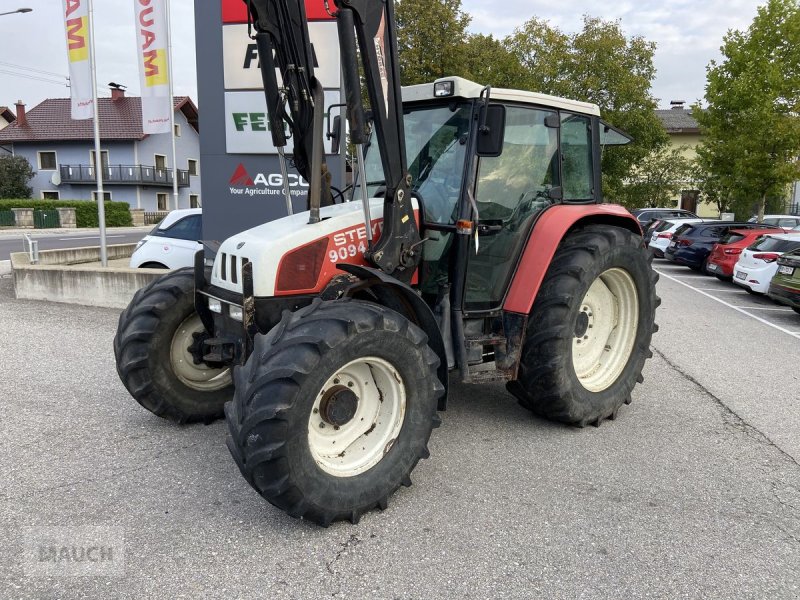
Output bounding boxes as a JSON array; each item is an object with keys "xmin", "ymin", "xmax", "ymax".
[{"xmin": 228, "ymin": 164, "xmax": 309, "ymax": 198}]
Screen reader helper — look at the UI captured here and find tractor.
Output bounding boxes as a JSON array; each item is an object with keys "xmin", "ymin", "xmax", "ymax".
[{"xmin": 114, "ymin": 0, "xmax": 659, "ymax": 526}]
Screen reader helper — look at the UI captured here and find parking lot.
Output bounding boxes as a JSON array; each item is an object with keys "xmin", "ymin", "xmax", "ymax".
[{"xmin": 1, "ymin": 263, "xmax": 799, "ymax": 599}]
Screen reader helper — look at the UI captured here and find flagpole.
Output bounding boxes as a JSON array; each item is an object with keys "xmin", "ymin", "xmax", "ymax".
[
  {"xmin": 166, "ymin": 0, "xmax": 178, "ymax": 211},
  {"xmin": 87, "ymin": 0, "xmax": 107, "ymax": 267}
]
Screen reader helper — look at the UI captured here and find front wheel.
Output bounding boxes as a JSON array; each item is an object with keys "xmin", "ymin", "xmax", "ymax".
[
  {"xmin": 225, "ymin": 299, "xmax": 443, "ymax": 526},
  {"xmin": 509, "ymin": 225, "xmax": 659, "ymax": 426},
  {"xmin": 113, "ymin": 268, "xmax": 233, "ymax": 423}
]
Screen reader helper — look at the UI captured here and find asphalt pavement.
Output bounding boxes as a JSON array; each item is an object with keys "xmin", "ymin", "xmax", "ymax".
[
  {"xmin": 0, "ymin": 227, "xmax": 150, "ymax": 261},
  {"xmin": 0, "ymin": 264, "xmax": 798, "ymax": 599}
]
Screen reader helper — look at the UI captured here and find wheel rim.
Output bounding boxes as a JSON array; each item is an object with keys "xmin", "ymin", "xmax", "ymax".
[
  {"xmin": 308, "ymin": 357, "xmax": 407, "ymax": 478},
  {"xmin": 169, "ymin": 314, "xmax": 231, "ymax": 391},
  {"xmin": 572, "ymin": 268, "xmax": 639, "ymax": 393}
]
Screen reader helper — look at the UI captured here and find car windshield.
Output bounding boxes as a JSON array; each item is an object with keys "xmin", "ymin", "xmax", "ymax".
[
  {"xmin": 719, "ymin": 232, "xmax": 746, "ymax": 244},
  {"xmin": 362, "ymin": 103, "xmax": 472, "ymax": 224},
  {"xmin": 674, "ymin": 224, "xmax": 695, "ymax": 237}
]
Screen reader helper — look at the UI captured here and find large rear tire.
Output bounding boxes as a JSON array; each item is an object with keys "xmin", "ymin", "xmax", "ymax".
[
  {"xmin": 225, "ymin": 299, "xmax": 443, "ymax": 526},
  {"xmin": 509, "ymin": 225, "xmax": 659, "ymax": 426},
  {"xmin": 113, "ymin": 268, "xmax": 233, "ymax": 423}
]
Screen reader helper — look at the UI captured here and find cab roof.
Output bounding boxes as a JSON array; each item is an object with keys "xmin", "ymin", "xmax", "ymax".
[{"xmin": 402, "ymin": 76, "xmax": 601, "ymax": 117}]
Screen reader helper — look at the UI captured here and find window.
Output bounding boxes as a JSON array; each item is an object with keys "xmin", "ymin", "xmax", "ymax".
[
  {"xmin": 188, "ymin": 159, "xmax": 198, "ymax": 176},
  {"xmin": 190, "ymin": 194, "xmax": 200, "ymax": 208},
  {"xmin": 157, "ymin": 193, "xmax": 168, "ymax": 210},
  {"xmin": 465, "ymin": 106, "xmax": 560, "ymax": 309},
  {"xmin": 153, "ymin": 214, "xmax": 202, "ymax": 241},
  {"xmin": 560, "ymin": 113, "xmax": 594, "ymax": 201},
  {"xmin": 174, "ymin": 124, "xmax": 181, "ymax": 137},
  {"xmin": 41, "ymin": 191, "xmax": 60, "ymax": 200},
  {"xmin": 90, "ymin": 150, "xmax": 109, "ymax": 170},
  {"xmin": 38, "ymin": 151, "xmax": 57, "ymax": 171},
  {"xmin": 92, "ymin": 191, "xmax": 112, "ymax": 201},
  {"xmin": 155, "ymin": 154, "xmax": 167, "ymax": 171}
]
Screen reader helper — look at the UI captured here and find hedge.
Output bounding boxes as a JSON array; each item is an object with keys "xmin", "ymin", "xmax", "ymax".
[{"xmin": 0, "ymin": 200, "xmax": 133, "ymax": 227}]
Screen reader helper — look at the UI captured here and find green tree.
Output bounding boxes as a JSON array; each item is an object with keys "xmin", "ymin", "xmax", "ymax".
[
  {"xmin": 619, "ymin": 146, "xmax": 693, "ymax": 208},
  {"xmin": 0, "ymin": 154, "xmax": 34, "ymax": 199},
  {"xmin": 504, "ymin": 16, "xmax": 668, "ymax": 201},
  {"xmin": 462, "ymin": 34, "xmax": 524, "ymax": 88},
  {"xmin": 395, "ymin": 0, "xmax": 472, "ymax": 85},
  {"xmin": 695, "ymin": 0, "xmax": 800, "ymax": 222}
]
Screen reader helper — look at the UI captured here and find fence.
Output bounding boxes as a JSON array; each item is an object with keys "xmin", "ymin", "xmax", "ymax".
[
  {"xmin": 0, "ymin": 210, "xmax": 14, "ymax": 227},
  {"xmin": 789, "ymin": 201, "xmax": 799, "ymax": 216},
  {"xmin": 33, "ymin": 210, "xmax": 60, "ymax": 229},
  {"xmin": 144, "ymin": 211, "xmax": 170, "ymax": 225}
]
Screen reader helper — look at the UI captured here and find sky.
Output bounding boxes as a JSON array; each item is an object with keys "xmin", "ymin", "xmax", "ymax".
[{"xmin": 0, "ymin": 0, "xmax": 765, "ymax": 112}]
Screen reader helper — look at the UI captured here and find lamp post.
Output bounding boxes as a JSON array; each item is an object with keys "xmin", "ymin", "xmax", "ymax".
[{"xmin": 0, "ymin": 8, "xmax": 32, "ymax": 16}]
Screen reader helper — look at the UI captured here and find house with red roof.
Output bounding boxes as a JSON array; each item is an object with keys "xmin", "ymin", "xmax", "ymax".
[{"xmin": 0, "ymin": 87, "xmax": 201, "ymax": 211}]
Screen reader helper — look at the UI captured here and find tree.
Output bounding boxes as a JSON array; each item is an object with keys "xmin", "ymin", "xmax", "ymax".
[
  {"xmin": 462, "ymin": 34, "xmax": 524, "ymax": 88},
  {"xmin": 694, "ymin": 0, "xmax": 800, "ymax": 222},
  {"xmin": 0, "ymin": 155, "xmax": 33, "ymax": 199},
  {"xmin": 504, "ymin": 16, "xmax": 668, "ymax": 201},
  {"xmin": 394, "ymin": 0, "xmax": 472, "ymax": 85},
  {"xmin": 619, "ymin": 146, "xmax": 693, "ymax": 208}
]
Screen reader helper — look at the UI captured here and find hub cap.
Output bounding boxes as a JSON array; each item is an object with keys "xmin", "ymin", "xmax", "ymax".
[
  {"xmin": 169, "ymin": 314, "xmax": 231, "ymax": 391},
  {"xmin": 308, "ymin": 357, "xmax": 406, "ymax": 478},
  {"xmin": 572, "ymin": 268, "xmax": 639, "ymax": 393}
]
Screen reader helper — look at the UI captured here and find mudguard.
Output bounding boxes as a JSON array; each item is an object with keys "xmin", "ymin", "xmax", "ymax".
[
  {"xmin": 503, "ymin": 204, "xmax": 642, "ymax": 315},
  {"xmin": 336, "ymin": 264, "xmax": 449, "ymax": 410}
]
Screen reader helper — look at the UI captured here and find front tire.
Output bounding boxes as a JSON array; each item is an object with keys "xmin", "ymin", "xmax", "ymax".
[
  {"xmin": 113, "ymin": 268, "xmax": 233, "ymax": 423},
  {"xmin": 225, "ymin": 299, "xmax": 443, "ymax": 526},
  {"xmin": 510, "ymin": 225, "xmax": 659, "ymax": 426}
]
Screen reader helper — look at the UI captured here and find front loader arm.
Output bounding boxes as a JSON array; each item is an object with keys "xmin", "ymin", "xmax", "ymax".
[
  {"xmin": 244, "ymin": 0, "xmax": 334, "ymax": 215},
  {"xmin": 334, "ymin": 0, "xmax": 421, "ymax": 279}
]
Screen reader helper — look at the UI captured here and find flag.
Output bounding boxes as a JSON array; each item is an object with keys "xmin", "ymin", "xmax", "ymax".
[
  {"xmin": 135, "ymin": 0, "xmax": 172, "ymax": 134},
  {"xmin": 63, "ymin": 0, "xmax": 94, "ymax": 120}
]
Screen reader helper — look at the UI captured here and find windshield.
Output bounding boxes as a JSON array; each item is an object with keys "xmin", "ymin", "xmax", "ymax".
[
  {"xmin": 749, "ymin": 236, "xmax": 800, "ymax": 252},
  {"xmin": 362, "ymin": 103, "xmax": 472, "ymax": 224}
]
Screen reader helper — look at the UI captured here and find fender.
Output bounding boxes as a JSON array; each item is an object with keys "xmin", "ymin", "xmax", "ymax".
[
  {"xmin": 336, "ymin": 264, "xmax": 449, "ymax": 410},
  {"xmin": 503, "ymin": 204, "xmax": 642, "ymax": 315}
]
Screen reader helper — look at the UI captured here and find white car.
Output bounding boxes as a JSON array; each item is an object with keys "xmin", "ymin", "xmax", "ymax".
[
  {"xmin": 648, "ymin": 218, "xmax": 705, "ymax": 258},
  {"xmin": 732, "ymin": 233, "xmax": 800, "ymax": 294},
  {"xmin": 747, "ymin": 214, "xmax": 800, "ymax": 228},
  {"xmin": 130, "ymin": 209, "xmax": 203, "ymax": 269}
]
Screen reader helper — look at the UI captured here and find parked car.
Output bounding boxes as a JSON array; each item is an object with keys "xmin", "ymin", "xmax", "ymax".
[
  {"xmin": 767, "ymin": 248, "xmax": 800, "ymax": 314},
  {"xmin": 732, "ymin": 233, "xmax": 800, "ymax": 294},
  {"xmin": 130, "ymin": 208, "xmax": 203, "ymax": 269},
  {"xmin": 665, "ymin": 221, "xmax": 775, "ymax": 271},
  {"xmin": 748, "ymin": 214, "xmax": 800, "ymax": 228},
  {"xmin": 631, "ymin": 208, "xmax": 699, "ymax": 230},
  {"xmin": 643, "ymin": 216, "xmax": 702, "ymax": 246},
  {"xmin": 706, "ymin": 227, "xmax": 785, "ymax": 280},
  {"xmin": 648, "ymin": 218, "xmax": 706, "ymax": 258}
]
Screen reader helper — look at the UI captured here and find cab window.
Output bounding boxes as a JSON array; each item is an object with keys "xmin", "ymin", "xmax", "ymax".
[{"xmin": 561, "ymin": 113, "xmax": 593, "ymax": 200}]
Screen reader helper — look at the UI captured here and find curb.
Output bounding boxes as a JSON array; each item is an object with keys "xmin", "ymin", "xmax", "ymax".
[{"xmin": 0, "ymin": 260, "xmax": 10, "ymax": 276}]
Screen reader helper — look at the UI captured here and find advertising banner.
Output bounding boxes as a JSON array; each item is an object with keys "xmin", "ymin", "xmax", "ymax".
[
  {"xmin": 223, "ymin": 23, "xmax": 341, "ymax": 90},
  {"xmin": 224, "ymin": 90, "xmax": 340, "ymax": 154},
  {"xmin": 221, "ymin": 0, "xmax": 334, "ymax": 23},
  {"xmin": 135, "ymin": 0, "xmax": 172, "ymax": 134},
  {"xmin": 63, "ymin": 0, "xmax": 94, "ymax": 120}
]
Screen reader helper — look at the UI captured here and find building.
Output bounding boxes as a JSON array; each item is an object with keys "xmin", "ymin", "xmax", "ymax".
[
  {"xmin": 654, "ymin": 102, "xmax": 718, "ymax": 218},
  {"xmin": 0, "ymin": 106, "xmax": 15, "ymax": 131},
  {"xmin": 0, "ymin": 88, "xmax": 201, "ymax": 210}
]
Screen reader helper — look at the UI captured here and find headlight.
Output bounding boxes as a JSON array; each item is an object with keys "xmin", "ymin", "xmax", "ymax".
[
  {"xmin": 208, "ymin": 298, "xmax": 222, "ymax": 314},
  {"xmin": 229, "ymin": 305, "xmax": 243, "ymax": 322},
  {"xmin": 133, "ymin": 239, "xmax": 147, "ymax": 252}
]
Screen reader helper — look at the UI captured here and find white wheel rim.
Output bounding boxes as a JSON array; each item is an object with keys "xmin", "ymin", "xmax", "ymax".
[
  {"xmin": 572, "ymin": 268, "xmax": 639, "ymax": 393},
  {"xmin": 169, "ymin": 314, "xmax": 231, "ymax": 391},
  {"xmin": 308, "ymin": 357, "xmax": 407, "ymax": 478}
]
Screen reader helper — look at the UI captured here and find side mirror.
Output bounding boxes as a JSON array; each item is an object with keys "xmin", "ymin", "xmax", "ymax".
[
  {"xmin": 477, "ymin": 104, "xmax": 505, "ymax": 157},
  {"xmin": 330, "ymin": 115, "xmax": 342, "ymax": 155}
]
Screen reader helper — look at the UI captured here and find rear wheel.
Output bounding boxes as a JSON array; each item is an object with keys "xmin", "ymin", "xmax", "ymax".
[
  {"xmin": 226, "ymin": 299, "xmax": 443, "ymax": 526},
  {"xmin": 509, "ymin": 225, "xmax": 659, "ymax": 426},
  {"xmin": 113, "ymin": 268, "xmax": 233, "ymax": 423}
]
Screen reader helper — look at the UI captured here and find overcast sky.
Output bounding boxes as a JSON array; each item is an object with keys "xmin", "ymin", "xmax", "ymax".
[{"xmin": 0, "ymin": 0, "xmax": 763, "ymax": 112}]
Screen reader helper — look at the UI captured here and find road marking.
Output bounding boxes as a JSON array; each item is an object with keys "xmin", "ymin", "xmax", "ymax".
[
  {"xmin": 694, "ymin": 288, "xmax": 749, "ymax": 293},
  {"xmin": 732, "ymin": 306, "xmax": 792, "ymax": 311},
  {"xmin": 57, "ymin": 235, "xmax": 126, "ymax": 241},
  {"xmin": 656, "ymin": 268, "xmax": 800, "ymax": 340}
]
